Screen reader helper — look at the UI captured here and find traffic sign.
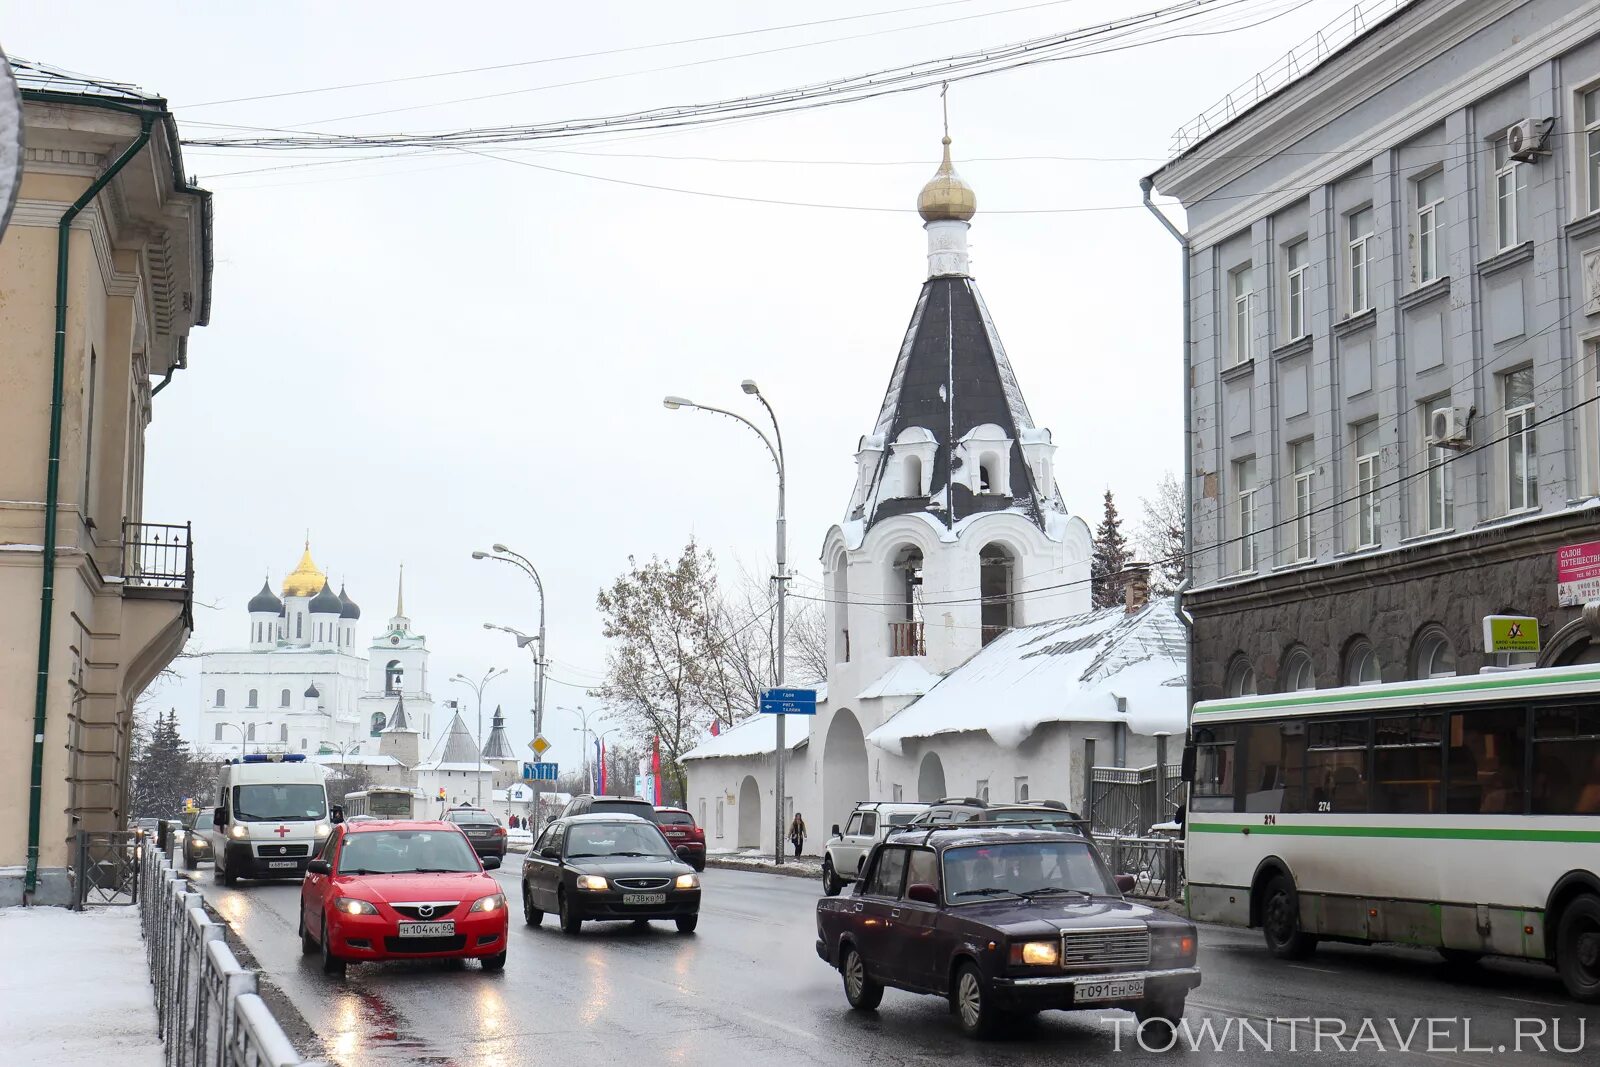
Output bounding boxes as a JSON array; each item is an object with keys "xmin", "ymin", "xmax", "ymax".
[
  {"xmin": 523, "ymin": 761, "xmax": 559, "ymax": 782},
  {"xmin": 529, "ymin": 735, "xmax": 551, "ymax": 757},
  {"xmin": 759, "ymin": 687, "xmax": 818, "ymax": 715}
]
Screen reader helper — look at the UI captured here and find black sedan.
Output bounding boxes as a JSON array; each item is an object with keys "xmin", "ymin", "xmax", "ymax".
[
  {"xmin": 521, "ymin": 814, "xmax": 701, "ymax": 934},
  {"xmin": 815, "ymin": 827, "xmax": 1200, "ymax": 1038}
]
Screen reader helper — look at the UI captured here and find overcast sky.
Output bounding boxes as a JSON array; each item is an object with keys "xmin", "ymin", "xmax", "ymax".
[{"xmin": 10, "ymin": 0, "xmax": 1349, "ymax": 766}]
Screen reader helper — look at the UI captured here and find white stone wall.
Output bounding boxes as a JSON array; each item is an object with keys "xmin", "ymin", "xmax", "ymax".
[{"xmin": 684, "ymin": 748, "xmax": 816, "ymax": 852}]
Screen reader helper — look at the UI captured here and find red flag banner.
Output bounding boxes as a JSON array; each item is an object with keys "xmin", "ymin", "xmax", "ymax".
[{"xmin": 652, "ymin": 735, "xmax": 661, "ymax": 805}]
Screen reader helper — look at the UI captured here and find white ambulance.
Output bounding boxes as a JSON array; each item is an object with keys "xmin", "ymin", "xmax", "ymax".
[{"xmin": 209, "ymin": 754, "xmax": 336, "ymax": 886}]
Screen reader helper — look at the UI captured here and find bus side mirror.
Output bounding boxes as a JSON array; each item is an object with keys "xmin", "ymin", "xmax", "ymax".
[
  {"xmin": 212, "ymin": 808, "xmax": 226, "ymax": 828},
  {"xmin": 1180, "ymin": 746, "xmax": 1197, "ymax": 784}
]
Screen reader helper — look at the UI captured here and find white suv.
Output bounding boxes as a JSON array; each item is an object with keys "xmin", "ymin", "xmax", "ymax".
[{"xmin": 821, "ymin": 802, "xmax": 928, "ymax": 896}]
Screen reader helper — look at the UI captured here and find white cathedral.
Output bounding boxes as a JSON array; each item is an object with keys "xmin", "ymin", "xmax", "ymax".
[{"xmin": 198, "ymin": 545, "xmax": 437, "ymax": 758}]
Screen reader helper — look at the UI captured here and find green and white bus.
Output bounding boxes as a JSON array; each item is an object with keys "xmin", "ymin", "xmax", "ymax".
[
  {"xmin": 1184, "ymin": 663, "xmax": 1600, "ymax": 1001},
  {"xmin": 341, "ymin": 787, "xmax": 421, "ymax": 820}
]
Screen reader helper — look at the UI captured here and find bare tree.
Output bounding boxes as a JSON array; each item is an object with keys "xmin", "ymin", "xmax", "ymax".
[
  {"xmin": 1136, "ymin": 471, "xmax": 1186, "ymax": 595},
  {"xmin": 785, "ymin": 596, "xmax": 829, "ymax": 685}
]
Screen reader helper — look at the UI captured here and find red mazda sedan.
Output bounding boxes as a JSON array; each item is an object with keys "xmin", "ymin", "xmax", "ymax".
[{"xmin": 298, "ymin": 819, "xmax": 509, "ymax": 974}]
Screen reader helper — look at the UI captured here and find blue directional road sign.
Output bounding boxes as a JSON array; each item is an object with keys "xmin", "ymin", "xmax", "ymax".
[
  {"xmin": 759, "ymin": 687, "xmax": 818, "ymax": 715},
  {"xmin": 522, "ymin": 761, "xmax": 559, "ymax": 781}
]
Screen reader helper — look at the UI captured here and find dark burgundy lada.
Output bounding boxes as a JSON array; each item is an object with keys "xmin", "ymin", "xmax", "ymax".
[{"xmin": 815, "ymin": 826, "xmax": 1201, "ymax": 1038}]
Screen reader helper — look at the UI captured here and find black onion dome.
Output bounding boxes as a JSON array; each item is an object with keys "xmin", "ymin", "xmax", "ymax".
[
  {"xmin": 247, "ymin": 580, "xmax": 282, "ymax": 614},
  {"xmin": 304, "ymin": 684, "xmax": 320, "ymax": 698},
  {"xmin": 309, "ymin": 579, "xmax": 342, "ymax": 614},
  {"xmin": 338, "ymin": 583, "xmax": 361, "ymax": 620}
]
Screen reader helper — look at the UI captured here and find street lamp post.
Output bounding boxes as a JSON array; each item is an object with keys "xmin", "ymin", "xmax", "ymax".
[
  {"xmin": 471, "ymin": 547, "xmax": 548, "ymax": 738},
  {"xmin": 450, "ymin": 668, "xmax": 506, "ymax": 806},
  {"xmin": 218, "ymin": 721, "xmax": 275, "ymax": 761},
  {"xmin": 562, "ymin": 706, "xmax": 609, "ymax": 793},
  {"xmin": 664, "ymin": 381, "xmax": 788, "ymax": 864}
]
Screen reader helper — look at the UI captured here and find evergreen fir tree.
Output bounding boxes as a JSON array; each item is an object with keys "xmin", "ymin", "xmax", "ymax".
[
  {"xmin": 1091, "ymin": 489, "xmax": 1130, "ymax": 609},
  {"xmin": 129, "ymin": 708, "xmax": 218, "ymax": 818}
]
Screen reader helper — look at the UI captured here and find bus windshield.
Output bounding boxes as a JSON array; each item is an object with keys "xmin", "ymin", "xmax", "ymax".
[
  {"xmin": 233, "ymin": 784, "xmax": 326, "ymax": 822},
  {"xmin": 367, "ymin": 791, "xmax": 413, "ymax": 818}
]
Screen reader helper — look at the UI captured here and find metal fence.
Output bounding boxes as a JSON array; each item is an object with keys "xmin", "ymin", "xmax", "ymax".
[
  {"xmin": 75, "ymin": 830, "xmax": 141, "ymax": 908},
  {"xmin": 1086, "ymin": 763, "xmax": 1184, "ymax": 837},
  {"xmin": 1094, "ymin": 831, "xmax": 1185, "ymax": 901},
  {"xmin": 139, "ymin": 823, "xmax": 329, "ymax": 1067}
]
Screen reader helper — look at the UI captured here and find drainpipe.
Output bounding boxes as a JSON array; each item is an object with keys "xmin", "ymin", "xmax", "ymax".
[
  {"xmin": 25, "ymin": 114, "xmax": 154, "ymax": 901},
  {"xmin": 1139, "ymin": 177, "xmax": 1195, "ymax": 731}
]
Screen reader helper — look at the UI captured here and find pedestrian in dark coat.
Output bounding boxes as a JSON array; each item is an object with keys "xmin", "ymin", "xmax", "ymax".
[{"xmin": 789, "ymin": 813, "xmax": 807, "ymax": 858}]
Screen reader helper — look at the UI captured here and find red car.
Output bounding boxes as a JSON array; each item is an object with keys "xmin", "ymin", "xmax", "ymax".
[
  {"xmin": 654, "ymin": 807, "xmax": 706, "ymax": 871},
  {"xmin": 298, "ymin": 819, "xmax": 509, "ymax": 974}
]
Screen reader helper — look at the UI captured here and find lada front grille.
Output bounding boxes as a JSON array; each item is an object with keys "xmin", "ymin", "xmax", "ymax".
[{"xmin": 1060, "ymin": 927, "xmax": 1151, "ymax": 971}]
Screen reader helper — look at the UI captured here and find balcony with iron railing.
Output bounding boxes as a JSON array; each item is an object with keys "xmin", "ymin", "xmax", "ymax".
[
  {"xmin": 121, "ymin": 521, "xmax": 194, "ymax": 623},
  {"xmin": 888, "ymin": 620, "xmax": 925, "ymax": 658}
]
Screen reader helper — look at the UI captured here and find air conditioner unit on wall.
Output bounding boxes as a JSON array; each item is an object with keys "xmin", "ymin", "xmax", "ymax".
[
  {"xmin": 1427, "ymin": 406, "xmax": 1471, "ymax": 450},
  {"xmin": 1507, "ymin": 117, "xmax": 1555, "ymax": 163}
]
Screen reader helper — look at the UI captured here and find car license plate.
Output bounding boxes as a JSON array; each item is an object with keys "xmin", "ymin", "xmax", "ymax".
[
  {"xmin": 398, "ymin": 921, "xmax": 455, "ymax": 937},
  {"xmin": 1074, "ymin": 977, "xmax": 1144, "ymax": 1002},
  {"xmin": 623, "ymin": 893, "xmax": 667, "ymax": 906},
  {"xmin": 267, "ymin": 860, "xmax": 298, "ymax": 869}
]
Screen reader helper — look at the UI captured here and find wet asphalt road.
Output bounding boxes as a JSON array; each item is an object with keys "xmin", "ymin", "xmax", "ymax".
[{"xmin": 191, "ymin": 857, "xmax": 1600, "ymax": 1066}]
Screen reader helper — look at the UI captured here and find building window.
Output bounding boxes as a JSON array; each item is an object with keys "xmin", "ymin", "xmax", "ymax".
[
  {"xmin": 1422, "ymin": 404, "xmax": 1455, "ymax": 532},
  {"xmin": 1412, "ymin": 627, "xmax": 1456, "ymax": 679},
  {"xmin": 979, "ymin": 543, "xmax": 1014, "ymax": 645},
  {"xmin": 1225, "ymin": 656, "xmax": 1257, "ymax": 697},
  {"xmin": 1234, "ymin": 456, "xmax": 1257, "ymax": 573},
  {"xmin": 1284, "ymin": 239, "xmax": 1308, "ymax": 340},
  {"xmin": 280, "ymin": 688, "xmax": 291, "ymax": 707},
  {"xmin": 296, "ymin": 614, "xmax": 302, "ymax": 639},
  {"xmin": 1414, "ymin": 170, "xmax": 1443, "ymax": 283},
  {"xmin": 1493, "ymin": 134, "xmax": 1528, "ymax": 250},
  {"xmin": 386, "ymin": 660, "xmax": 404, "ymax": 694},
  {"xmin": 1282, "ymin": 648, "xmax": 1315, "ymax": 692},
  {"xmin": 891, "ymin": 784, "xmax": 903, "ymax": 802},
  {"xmin": 279, "ymin": 724, "xmax": 289, "ymax": 744},
  {"xmin": 215, "ymin": 689, "xmax": 226, "ymax": 708},
  {"xmin": 1290, "ymin": 440, "xmax": 1314, "ymax": 562},
  {"xmin": 1014, "ymin": 777, "xmax": 1030, "ymax": 802},
  {"xmin": 1505, "ymin": 367, "xmax": 1537, "ymax": 511},
  {"xmin": 1230, "ymin": 263, "xmax": 1256, "ymax": 364},
  {"xmin": 975, "ymin": 779, "xmax": 990, "ymax": 803},
  {"xmin": 1585, "ymin": 85, "xmax": 1600, "ymax": 216},
  {"xmin": 247, "ymin": 689, "xmax": 258, "ymax": 709},
  {"xmin": 1346, "ymin": 207, "xmax": 1373, "ymax": 315},
  {"xmin": 214, "ymin": 723, "xmax": 224, "ymax": 741},
  {"xmin": 301, "ymin": 738, "xmax": 308, "ymax": 751},
  {"xmin": 1345, "ymin": 638, "xmax": 1382, "ymax": 686},
  {"xmin": 246, "ymin": 723, "xmax": 256, "ymax": 742},
  {"xmin": 1353, "ymin": 420, "xmax": 1381, "ymax": 549}
]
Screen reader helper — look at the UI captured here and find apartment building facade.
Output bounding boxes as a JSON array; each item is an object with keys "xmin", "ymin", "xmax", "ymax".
[
  {"xmin": 0, "ymin": 65, "xmax": 211, "ymax": 903},
  {"xmin": 1150, "ymin": 0, "xmax": 1600, "ymax": 702}
]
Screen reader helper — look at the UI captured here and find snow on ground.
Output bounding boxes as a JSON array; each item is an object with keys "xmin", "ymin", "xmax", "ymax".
[
  {"xmin": 0, "ymin": 905, "xmax": 163, "ymax": 1067},
  {"xmin": 707, "ymin": 847, "xmax": 823, "ymax": 875}
]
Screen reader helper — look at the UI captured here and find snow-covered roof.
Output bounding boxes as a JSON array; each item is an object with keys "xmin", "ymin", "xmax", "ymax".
[
  {"xmin": 310, "ymin": 753, "xmax": 401, "ymax": 768},
  {"xmin": 859, "ymin": 660, "xmax": 942, "ymax": 700},
  {"xmin": 682, "ymin": 713, "xmax": 812, "ymax": 762},
  {"xmin": 868, "ymin": 600, "xmax": 1187, "ymax": 754}
]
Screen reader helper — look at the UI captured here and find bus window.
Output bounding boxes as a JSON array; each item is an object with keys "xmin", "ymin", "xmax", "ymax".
[
  {"xmin": 1243, "ymin": 721, "xmax": 1305, "ymax": 813},
  {"xmin": 1533, "ymin": 702, "xmax": 1600, "ymax": 815},
  {"xmin": 1305, "ymin": 719, "xmax": 1368, "ymax": 813},
  {"xmin": 1372, "ymin": 714, "xmax": 1443, "ymax": 813},
  {"xmin": 1191, "ymin": 725, "xmax": 1236, "ymax": 812},
  {"xmin": 1448, "ymin": 706, "xmax": 1526, "ymax": 814}
]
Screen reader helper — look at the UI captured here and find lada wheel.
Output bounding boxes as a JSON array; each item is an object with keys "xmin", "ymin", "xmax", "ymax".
[
  {"xmin": 822, "ymin": 858, "xmax": 844, "ymax": 897},
  {"xmin": 842, "ymin": 945, "xmax": 883, "ymax": 1011},
  {"xmin": 1556, "ymin": 894, "xmax": 1600, "ymax": 1003},
  {"xmin": 1261, "ymin": 874, "xmax": 1317, "ymax": 960},
  {"xmin": 953, "ymin": 962, "xmax": 1000, "ymax": 1038},
  {"xmin": 1135, "ymin": 995, "xmax": 1186, "ymax": 1026}
]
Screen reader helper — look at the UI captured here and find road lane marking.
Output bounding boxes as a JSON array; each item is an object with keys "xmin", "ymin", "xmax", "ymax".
[{"xmin": 1287, "ymin": 963, "xmax": 1339, "ymax": 974}]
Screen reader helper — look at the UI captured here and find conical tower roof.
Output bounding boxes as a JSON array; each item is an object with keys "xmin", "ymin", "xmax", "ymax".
[
  {"xmin": 384, "ymin": 693, "xmax": 414, "ymax": 732},
  {"xmin": 481, "ymin": 705, "xmax": 516, "ymax": 761},
  {"xmin": 423, "ymin": 710, "xmax": 482, "ymax": 767}
]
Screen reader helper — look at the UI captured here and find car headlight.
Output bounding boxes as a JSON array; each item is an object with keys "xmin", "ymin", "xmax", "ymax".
[
  {"xmin": 228, "ymin": 824, "xmax": 249, "ymax": 840},
  {"xmin": 1150, "ymin": 928, "xmax": 1197, "ymax": 963},
  {"xmin": 1008, "ymin": 940, "xmax": 1060, "ymax": 966},
  {"xmin": 335, "ymin": 897, "xmax": 379, "ymax": 916},
  {"xmin": 469, "ymin": 893, "xmax": 506, "ymax": 913},
  {"xmin": 314, "ymin": 822, "xmax": 332, "ymax": 838},
  {"xmin": 575, "ymin": 875, "xmax": 609, "ymax": 891},
  {"xmin": 674, "ymin": 873, "xmax": 700, "ymax": 890}
]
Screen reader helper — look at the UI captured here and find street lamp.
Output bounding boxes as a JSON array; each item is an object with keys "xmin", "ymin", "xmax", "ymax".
[
  {"xmin": 217, "ymin": 720, "xmax": 275, "ymax": 760},
  {"xmin": 470, "ymin": 546, "xmax": 548, "ymax": 739},
  {"xmin": 450, "ymin": 668, "xmax": 505, "ymax": 806},
  {"xmin": 561, "ymin": 704, "xmax": 609, "ymax": 793},
  {"xmin": 663, "ymin": 380, "xmax": 789, "ymax": 864}
]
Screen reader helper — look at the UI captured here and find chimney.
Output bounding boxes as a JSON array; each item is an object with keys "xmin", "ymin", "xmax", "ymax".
[{"xmin": 1121, "ymin": 562, "xmax": 1151, "ymax": 614}]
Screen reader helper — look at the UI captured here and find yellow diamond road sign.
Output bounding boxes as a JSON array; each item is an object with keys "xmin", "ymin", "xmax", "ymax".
[{"xmin": 530, "ymin": 735, "xmax": 551, "ymax": 758}]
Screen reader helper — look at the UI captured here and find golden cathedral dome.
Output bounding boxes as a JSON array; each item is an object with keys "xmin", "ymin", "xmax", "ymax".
[
  {"xmin": 917, "ymin": 136, "xmax": 976, "ymax": 223},
  {"xmin": 281, "ymin": 544, "xmax": 327, "ymax": 598}
]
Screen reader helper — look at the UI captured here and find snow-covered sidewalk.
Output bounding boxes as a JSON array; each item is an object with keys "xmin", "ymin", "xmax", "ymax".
[
  {"xmin": 705, "ymin": 847, "xmax": 823, "ymax": 878},
  {"xmin": 0, "ymin": 905, "xmax": 163, "ymax": 1066}
]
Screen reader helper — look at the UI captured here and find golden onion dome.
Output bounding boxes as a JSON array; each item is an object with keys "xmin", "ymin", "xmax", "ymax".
[
  {"xmin": 917, "ymin": 136, "xmax": 976, "ymax": 223},
  {"xmin": 281, "ymin": 544, "xmax": 327, "ymax": 598}
]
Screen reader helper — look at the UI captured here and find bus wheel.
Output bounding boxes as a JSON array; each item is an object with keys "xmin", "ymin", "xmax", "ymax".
[
  {"xmin": 1556, "ymin": 894, "xmax": 1600, "ymax": 1003},
  {"xmin": 1261, "ymin": 874, "xmax": 1317, "ymax": 960}
]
